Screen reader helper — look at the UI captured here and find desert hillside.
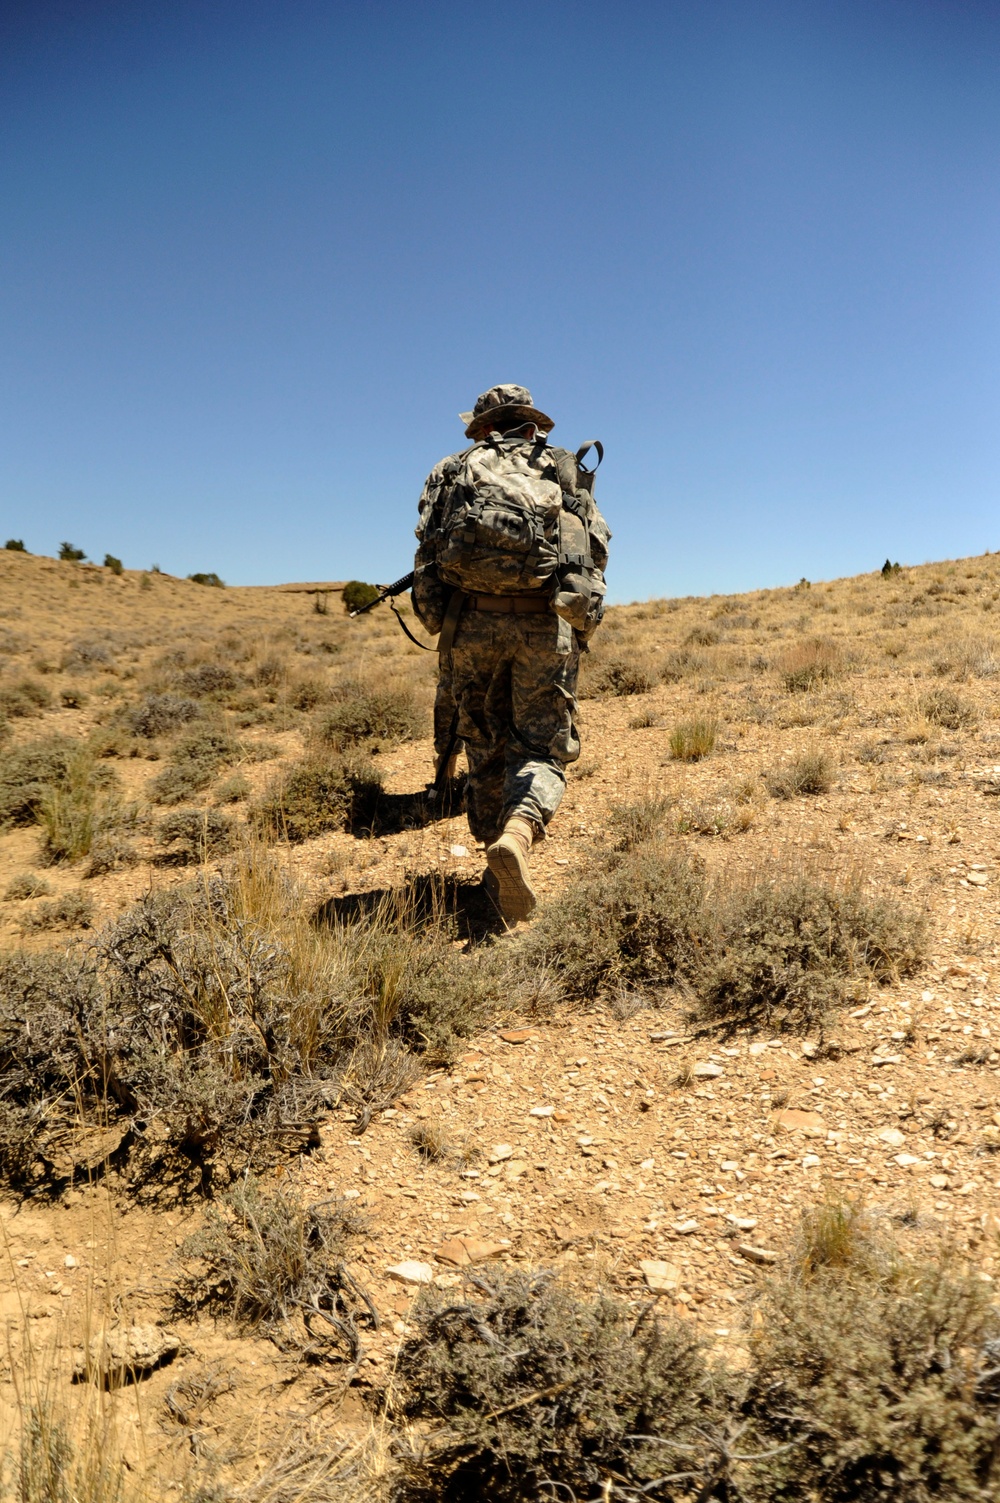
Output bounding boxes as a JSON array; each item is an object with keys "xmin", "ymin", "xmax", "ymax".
[{"xmin": 3, "ymin": 545, "xmax": 1000, "ymax": 1500}]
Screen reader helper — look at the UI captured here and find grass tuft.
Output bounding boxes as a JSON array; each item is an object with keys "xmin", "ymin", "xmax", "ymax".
[
  {"xmin": 668, "ymin": 716, "xmax": 720, "ymax": 761},
  {"xmin": 765, "ymin": 749, "xmax": 836, "ymax": 799}
]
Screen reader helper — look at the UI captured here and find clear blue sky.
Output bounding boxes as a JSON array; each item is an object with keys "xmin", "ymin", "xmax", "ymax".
[{"xmin": 2, "ymin": 0, "xmax": 998, "ymax": 601}]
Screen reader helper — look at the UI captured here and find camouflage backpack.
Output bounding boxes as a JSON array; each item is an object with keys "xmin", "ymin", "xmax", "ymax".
[{"xmin": 434, "ymin": 434, "xmax": 601, "ymax": 625}]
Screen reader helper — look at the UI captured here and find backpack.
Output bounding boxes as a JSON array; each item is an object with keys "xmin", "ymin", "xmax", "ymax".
[{"xmin": 434, "ymin": 436, "xmax": 599, "ymax": 622}]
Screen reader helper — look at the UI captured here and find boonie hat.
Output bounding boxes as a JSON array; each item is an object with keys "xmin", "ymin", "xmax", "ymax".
[{"xmin": 460, "ymin": 384, "xmax": 555, "ymax": 441}]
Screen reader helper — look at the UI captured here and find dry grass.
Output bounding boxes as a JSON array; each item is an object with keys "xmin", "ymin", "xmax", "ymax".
[{"xmin": 668, "ymin": 716, "xmax": 719, "ymax": 761}]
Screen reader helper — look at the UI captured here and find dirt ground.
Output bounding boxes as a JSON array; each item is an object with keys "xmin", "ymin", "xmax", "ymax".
[{"xmin": 3, "ymin": 545, "xmax": 1000, "ymax": 1493}]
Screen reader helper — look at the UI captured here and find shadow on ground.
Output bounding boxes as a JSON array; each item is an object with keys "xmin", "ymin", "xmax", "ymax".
[
  {"xmin": 315, "ymin": 868, "xmax": 506, "ymax": 941},
  {"xmin": 347, "ymin": 777, "xmax": 466, "ymax": 837}
]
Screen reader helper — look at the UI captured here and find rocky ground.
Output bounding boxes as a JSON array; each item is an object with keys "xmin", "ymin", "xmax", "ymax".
[{"xmin": 3, "ymin": 544, "xmax": 1000, "ymax": 1493}]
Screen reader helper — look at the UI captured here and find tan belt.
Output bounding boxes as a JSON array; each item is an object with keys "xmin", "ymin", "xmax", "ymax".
[{"xmin": 468, "ymin": 593, "xmax": 549, "ymax": 614}]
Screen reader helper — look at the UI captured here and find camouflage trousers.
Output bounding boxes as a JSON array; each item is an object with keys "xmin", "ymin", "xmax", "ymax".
[{"xmin": 444, "ymin": 609, "xmax": 581, "ymax": 844}]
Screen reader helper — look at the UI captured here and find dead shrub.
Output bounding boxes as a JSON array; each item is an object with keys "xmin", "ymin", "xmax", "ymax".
[
  {"xmin": 766, "ymin": 750, "xmax": 835, "ymax": 798},
  {"xmin": 778, "ymin": 638, "xmax": 844, "ymax": 692},
  {"xmin": 253, "ymin": 752, "xmax": 384, "ymax": 841},
  {"xmin": 313, "ymin": 681, "xmax": 425, "ymax": 749},
  {"xmin": 668, "ymin": 716, "xmax": 720, "ymax": 761},
  {"xmin": 587, "ymin": 658, "xmax": 654, "ymax": 697},
  {"xmin": 608, "ymin": 795, "xmax": 674, "ymax": 850},
  {"xmin": 390, "ymin": 1268, "xmax": 726, "ymax": 1503},
  {"xmin": 919, "ymin": 687, "xmax": 977, "ymax": 730},
  {"xmin": 743, "ymin": 1210, "xmax": 1000, "ymax": 1501},
  {"xmin": 178, "ymin": 1177, "xmax": 369, "ymax": 1354},
  {"xmin": 410, "ymin": 1120, "xmax": 452, "ymax": 1162}
]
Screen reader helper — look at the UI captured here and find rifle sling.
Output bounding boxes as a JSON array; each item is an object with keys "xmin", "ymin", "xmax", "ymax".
[
  {"xmin": 437, "ymin": 589, "xmax": 467, "ymax": 656},
  {"xmin": 389, "ymin": 597, "xmax": 435, "ymax": 650}
]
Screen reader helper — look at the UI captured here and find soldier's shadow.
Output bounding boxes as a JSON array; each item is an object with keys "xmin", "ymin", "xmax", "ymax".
[
  {"xmin": 346, "ymin": 777, "xmax": 466, "ymax": 837},
  {"xmin": 315, "ymin": 869, "xmax": 505, "ymax": 942}
]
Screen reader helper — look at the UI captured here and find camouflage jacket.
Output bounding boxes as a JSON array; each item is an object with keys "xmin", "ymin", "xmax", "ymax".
[{"xmin": 412, "ymin": 436, "xmax": 611, "ymax": 639}]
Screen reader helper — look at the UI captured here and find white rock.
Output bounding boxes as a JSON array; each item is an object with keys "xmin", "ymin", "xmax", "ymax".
[
  {"xmin": 895, "ymin": 1153, "xmax": 921, "ymax": 1167},
  {"xmin": 529, "ymin": 1105, "xmax": 554, "ymax": 1117},
  {"xmin": 488, "ymin": 1144, "xmax": 513, "ymax": 1163},
  {"xmin": 737, "ymin": 1243, "xmax": 778, "ymax": 1265},
  {"xmin": 748, "ymin": 1041, "xmax": 769, "ymax": 1057},
  {"xmin": 672, "ymin": 1219, "xmax": 699, "ymax": 1235},
  {"xmin": 726, "ymin": 1215, "xmax": 758, "ymax": 1231},
  {"xmin": 387, "ymin": 1261, "xmax": 434, "ymax": 1285},
  {"xmin": 639, "ymin": 1259, "xmax": 682, "ymax": 1295},
  {"xmin": 64, "ymin": 1255, "xmax": 78, "ymax": 1270},
  {"xmin": 693, "ymin": 1062, "xmax": 723, "ymax": 1079},
  {"xmin": 449, "ymin": 844, "xmax": 469, "ymax": 858},
  {"xmin": 878, "ymin": 1128, "xmax": 906, "ymax": 1149},
  {"xmin": 802, "ymin": 1154, "xmax": 821, "ymax": 1169},
  {"xmin": 640, "ymin": 1157, "xmax": 655, "ymax": 1170}
]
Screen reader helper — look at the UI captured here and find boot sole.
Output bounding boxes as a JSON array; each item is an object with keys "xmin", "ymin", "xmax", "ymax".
[{"xmin": 486, "ymin": 840, "xmax": 537, "ymax": 923}]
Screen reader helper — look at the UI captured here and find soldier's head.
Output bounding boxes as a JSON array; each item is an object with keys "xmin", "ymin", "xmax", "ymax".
[{"xmin": 460, "ymin": 384, "xmax": 555, "ymax": 442}]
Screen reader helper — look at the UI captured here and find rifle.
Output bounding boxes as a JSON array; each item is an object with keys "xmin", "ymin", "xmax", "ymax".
[{"xmin": 348, "ymin": 571, "xmax": 433, "ymax": 650}]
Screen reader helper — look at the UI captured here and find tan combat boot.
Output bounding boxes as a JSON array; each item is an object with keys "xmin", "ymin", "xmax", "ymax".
[{"xmin": 485, "ymin": 816, "xmax": 538, "ymax": 923}]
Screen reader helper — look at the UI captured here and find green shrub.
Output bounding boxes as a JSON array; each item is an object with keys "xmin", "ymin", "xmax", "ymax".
[
  {"xmin": 103, "ymin": 553, "xmax": 124, "ymax": 574},
  {"xmin": 157, "ymin": 807, "xmax": 236, "ymax": 862},
  {"xmin": 187, "ymin": 571, "xmax": 225, "ymax": 588},
  {"xmin": 148, "ymin": 728, "xmax": 236, "ymax": 804},
  {"xmin": 4, "ymin": 872, "xmax": 52, "ymax": 901},
  {"xmin": 85, "ymin": 836, "xmax": 139, "ymax": 877},
  {"xmin": 37, "ymin": 746, "xmax": 110, "ymax": 862},
  {"xmin": 253, "ymin": 752, "xmax": 384, "ymax": 840},
  {"xmin": 0, "ymin": 856, "xmax": 542, "ymax": 1189},
  {"xmin": 525, "ymin": 842, "xmax": 925, "ymax": 1028},
  {"xmin": 766, "ymin": 749, "xmax": 835, "ymax": 798},
  {"xmin": 20, "ymin": 890, "xmax": 94, "ymax": 932},
  {"xmin": 178, "ymin": 663, "xmax": 242, "ymax": 696},
  {"xmin": 0, "ymin": 737, "xmax": 79, "ymax": 828},
  {"xmin": 0, "ymin": 676, "xmax": 53, "ymax": 718},
  {"xmin": 919, "ymin": 687, "xmax": 977, "ymax": 730},
  {"xmin": 743, "ymin": 1214, "xmax": 1000, "ymax": 1501},
  {"xmin": 4, "ymin": 538, "xmax": 27, "ymax": 552},
  {"xmin": 214, "ymin": 773, "xmax": 250, "ymax": 803},
  {"xmin": 123, "ymin": 693, "xmax": 202, "ymax": 737},
  {"xmin": 341, "ymin": 579, "xmax": 380, "ymax": 613},
  {"xmin": 391, "ymin": 1268, "xmax": 725, "ymax": 1503},
  {"xmin": 58, "ymin": 541, "xmax": 86, "ymax": 562},
  {"xmin": 313, "ymin": 681, "xmax": 424, "ymax": 748},
  {"xmin": 669, "ymin": 716, "xmax": 720, "ymax": 761},
  {"xmin": 695, "ymin": 870, "xmax": 924, "ymax": 1029}
]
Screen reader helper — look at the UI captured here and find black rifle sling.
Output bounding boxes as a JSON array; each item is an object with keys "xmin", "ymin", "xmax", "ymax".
[{"xmin": 389, "ymin": 596, "xmax": 435, "ymax": 650}]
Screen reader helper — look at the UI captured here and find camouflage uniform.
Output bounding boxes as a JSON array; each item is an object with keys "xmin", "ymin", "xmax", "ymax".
[{"xmin": 413, "ymin": 396, "xmax": 609, "ymax": 848}]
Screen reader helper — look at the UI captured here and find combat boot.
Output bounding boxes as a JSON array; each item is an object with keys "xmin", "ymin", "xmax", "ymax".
[{"xmin": 485, "ymin": 816, "xmax": 538, "ymax": 923}]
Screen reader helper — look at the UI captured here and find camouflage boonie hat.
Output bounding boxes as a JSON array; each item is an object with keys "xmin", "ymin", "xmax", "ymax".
[{"xmin": 459, "ymin": 384, "xmax": 555, "ymax": 441}]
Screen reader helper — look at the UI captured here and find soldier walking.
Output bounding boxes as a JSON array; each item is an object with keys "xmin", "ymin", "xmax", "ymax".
[{"xmin": 412, "ymin": 384, "xmax": 610, "ymax": 923}]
